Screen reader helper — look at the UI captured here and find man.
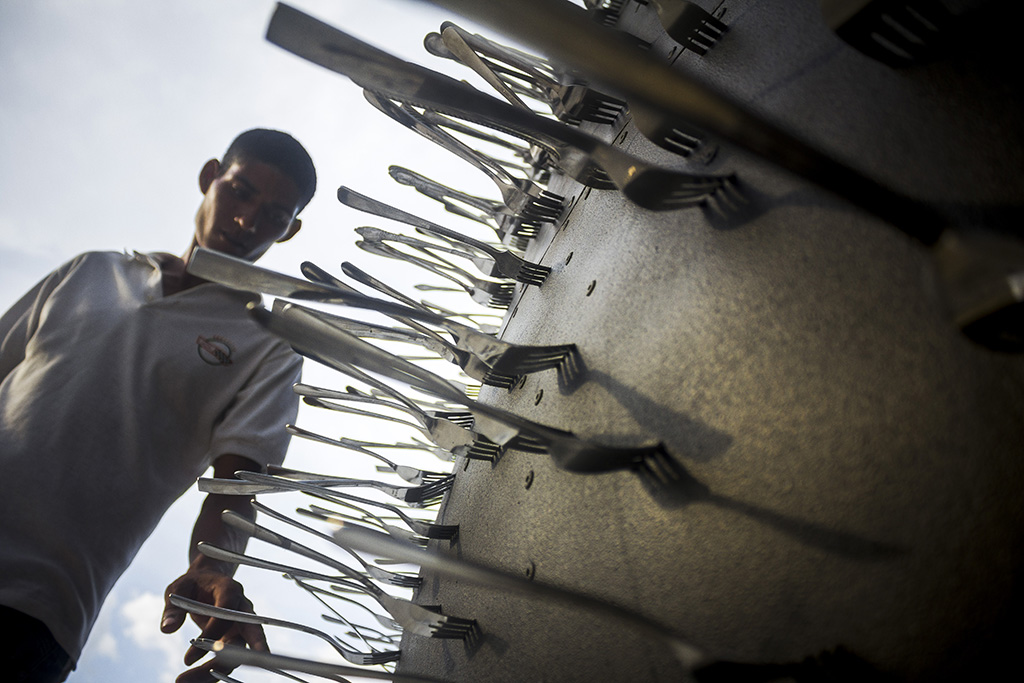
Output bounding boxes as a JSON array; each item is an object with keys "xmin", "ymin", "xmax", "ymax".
[{"xmin": 0, "ymin": 129, "xmax": 316, "ymax": 682}]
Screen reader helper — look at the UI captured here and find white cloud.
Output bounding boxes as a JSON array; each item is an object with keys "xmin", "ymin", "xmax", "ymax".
[
  {"xmin": 121, "ymin": 592, "xmax": 185, "ymax": 683},
  {"xmin": 92, "ymin": 631, "xmax": 119, "ymax": 661}
]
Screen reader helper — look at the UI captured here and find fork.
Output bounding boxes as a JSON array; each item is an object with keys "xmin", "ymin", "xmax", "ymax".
[
  {"xmin": 430, "ymin": 23, "xmax": 627, "ymax": 126},
  {"xmin": 250, "ymin": 500, "xmax": 423, "ymax": 589},
  {"xmin": 253, "ymin": 301, "xmax": 693, "ymax": 483},
  {"xmin": 263, "ymin": 302, "xmax": 564, "ymax": 448},
  {"xmin": 379, "ymin": 90, "xmax": 619, "ymax": 193},
  {"xmin": 287, "ymin": 422, "xmax": 446, "ymax": 482},
  {"xmin": 292, "ymin": 357, "xmax": 485, "ymax": 453},
  {"xmin": 357, "ymin": 234, "xmax": 519, "ymax": 304},
  {"xmin": 312, "ymin": 286, "xmax": 580, "ymax": 381},
  {"xmin": 198, "ymin": 470, "xmax": 453, "ymax": 508},
  {"xmin": 298, "ymin": 383, "xmax": 476, "ymax": 431},
  {"xmin": 333, "ymin": 523, "xmax": 707, "ymax": 671},
  {"xmin": 387, "ymin": 165, "xmax": 538, "ymax": 248},
  {"xmin": 356, "ymin": 239, "xmax": 515, "ymax": 309},
  {"xmin": 299, "ymin": 504, "xmax": 432, "ymax": 548},
  {"xmin": 220, "ymin": 509, "xmax": 406, "ymax": 589},
  {"xmin": 287, "ymin": 420, "xmax": 455, "ymax": 466},
  {"xmin": 645, "ymin": 0, "xmax": 729, "ymax": 55},
  {"xmin": 191, "ymin": 640, "xmax": 324, "ymax": 683},
  {"xmin": 202, "ymin": 644, "xmax": 453, "ymax": 683},
  {"xmin": 276, "ymin": 422, "xmax": 453, "ymax": 486},
  {"xmin": 354, "ymin": 225, "xmax": 478, "ymax": 261},
  {"xmin": 294, "ymin": 263, "xmax": 516, "ymax": 386},
  {"xmin": 190, "ymin": 545, "xmax": 476, "ymax": 641},
  {"xmin": 338, "ymin": 187, "xmax": 549, "ymax": 286},
  {"xmin": 362, "ymin": 91, "xmax": 565, "ymax": 224},
  {"xmin": 284, "ymin": 301, "xmax": 498, "ymax": 386},
  {"xmin": 240, "ymin": 470, "xmax": 454, "ymax": 508},
  {"xmin": 366, "ymin": 86, "xmax": 734, "ymax": 213},
  {"xmin": 355, "ymin": 231, "xmax": 518, "ymax": 302},
  {"xmin": 181, "ymin": 250, "xmax": 563, "ymax": 387},
  {"xmin": 168, "ymin": 593, "xmax": 400, "ymax": 667}
]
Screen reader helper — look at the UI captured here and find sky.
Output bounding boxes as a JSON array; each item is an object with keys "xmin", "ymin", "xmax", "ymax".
[{"xmin": 0, "ymin": 1, "xmax": 509, "ymax": 681}]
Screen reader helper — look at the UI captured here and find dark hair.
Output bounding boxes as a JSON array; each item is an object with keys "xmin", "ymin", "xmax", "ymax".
[{"xmin": 221, "ymin": 128, "xmax": 317, "ymax": 211}]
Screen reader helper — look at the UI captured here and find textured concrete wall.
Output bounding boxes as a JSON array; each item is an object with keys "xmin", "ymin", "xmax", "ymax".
[{"xmin": 400, "ymin": 1, "xmax": 1024, "ymax": 680}]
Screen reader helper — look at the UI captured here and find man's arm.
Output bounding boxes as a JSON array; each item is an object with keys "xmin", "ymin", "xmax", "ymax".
[{"xmin": 160, "ymin": 454, "xmax": 267, "ymax": 683}]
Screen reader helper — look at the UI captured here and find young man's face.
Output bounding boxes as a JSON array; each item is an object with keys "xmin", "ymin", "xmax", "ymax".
[{"xmin": 193, "ymin": 158, "xmax": 303, "ymax": 262}]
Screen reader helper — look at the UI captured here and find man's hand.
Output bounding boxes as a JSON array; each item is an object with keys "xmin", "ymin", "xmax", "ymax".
[
  {"xmin": 161, "ymin": 565, "xmax": 268, "ymax": 683},
  {"xmin": 161, "ymin": 454, "xmax": 268, "ymax": 683}
]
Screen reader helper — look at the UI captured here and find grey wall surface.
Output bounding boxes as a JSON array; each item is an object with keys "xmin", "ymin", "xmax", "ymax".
[{"xmin": 400, "ymin": 1, "xmax": 1024, "ymax": 680}]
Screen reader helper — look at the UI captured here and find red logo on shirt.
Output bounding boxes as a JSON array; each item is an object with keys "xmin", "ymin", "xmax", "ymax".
[{"xmin": 196, "ymin": 336, "xmax": 234, "ymax": 366}]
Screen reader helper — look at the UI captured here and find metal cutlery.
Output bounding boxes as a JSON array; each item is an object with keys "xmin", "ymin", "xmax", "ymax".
[
  {"xmin": 356, "ymin": 239, "xmax": 515, "ymax": 309},
  {"xmin": 266, "ymin": 6, "xmax": 732, "ymax": 213},
  {"xmin": 429, "ymin": 23, "xmax": 627, "ymax": 126},
  {"xmin": 293, "ymin": 354, "xmax": 486, "ymax": 452},
  {"xmin": 387, "ymin": 165, "xmax": 539, "ymax": 247},
  {"xmin": 251, "ymin": 500, "xmax": 423, "ymax": 589},
  {"xmin": 207, "ymin": 642, "xmax": 451, "ymax": 682},
  {"xmin": 355, "ymin": 232, "xmax": 518, "ymax": 305},
  {"xmin": 190, "ymin": 640, "xmax": 323, "ymax": 683},
  {"xmin": 287, "ymin": 422, "xmax": 444, "ymax": 481},
  {"xmin": 299, "ymin": 503, "xmax": 435, "ymax": 548},
  {"xmin": 198, "ymin": 469, "xmax": 453, "ymax": 508},
  {"xmin": 200, "ymin": 543, "xmax": 476, "ymax": 641},
  {"xmin": 252, "ymin": 470, "xmax": 453, "ymax": 507},
  {"xmin": 332, "ymin": 523, "xmax": 707, "ymax": 671},
  {"xmin": 335, "ymin": 262, "xmax": 581, "ymax": 382},
  {"xmin": 354, "ymin": 225, "xmax": 478, "ymax": 260},
  {"xmin": 252, "ymin": 300, "xmax": 694, "ymax": 480},
  {"xmin": 222, "ymin": 509, "xmax": 417, "ymax": 593},
  {"xmin": 298, "ymin": 383, "xmax": 475, "ymax": 431},
  {"xmin": 433, "ymin": 22, "xmax": 708, "ymax": 159},
  {"xmin": 168, "ymin": 593, "xmax": 400, "ymax": 667},
  {"xmin": 361, "ymin": 90, "xmax": 567, "ymax": 222},
  {"xmin": 298, "ymin": 484, "xmax": 460, "ymax": 542},
  {"xmin": 338, "ymin": 186, "xmax": 550, "ymax": 285},
  {"xmin": 368, "ymin": 88, "xmax": 729, "ymax": 210},
  {"xmin": 287, "ymin": 421, "xmax": 457, "ymax": 470},
  {"xmin": 414, "ymin": 0, "xmax": 939, "ymax": 232},
  {"xmin": 186, "ymin": 249, "xmax": 575, "ymax": 387},
  {"xmin": 290, "ymin": 575, "xmax": 403, "ymax": 634}
]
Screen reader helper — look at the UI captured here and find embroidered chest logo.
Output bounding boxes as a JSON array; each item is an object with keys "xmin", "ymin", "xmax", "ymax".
[{"xmin": 196, "ymin": 335, "xmax": 234, "ymax": 366}]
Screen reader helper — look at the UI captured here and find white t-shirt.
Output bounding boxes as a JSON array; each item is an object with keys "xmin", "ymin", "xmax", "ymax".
[{"xmin": 0, "ymin": 250, "xmax": 302, "ymax": 661}]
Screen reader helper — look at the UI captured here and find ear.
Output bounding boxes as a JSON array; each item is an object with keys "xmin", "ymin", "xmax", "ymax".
[
  {"xmin": 198, "ymin": 159, "xmax": 220, "ymax": 194},
  {"xmin": 276, "ymin": 218, "xmax": 302, "ymax": 244}
]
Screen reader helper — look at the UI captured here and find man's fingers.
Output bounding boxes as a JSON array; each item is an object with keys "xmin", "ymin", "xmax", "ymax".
[
  {"xmin": 239, "ymin": 621, "xmax": 269, "ymax": 652},
  {"xmin": 160, "ymin": 606, "xmax": 186, "ymax": 634}
]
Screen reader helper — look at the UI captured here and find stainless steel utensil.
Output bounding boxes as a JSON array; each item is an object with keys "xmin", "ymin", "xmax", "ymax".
[
  {"xmin": 193, "ymin": 544, "xmax": 476, "ymax": 640},
  {"xmin": 168, "ymin": 593, "xmax": 400, "ymax": 666},
  {"xmin": 338, "ymin": 187, "xmax": 550, "ymax": 285},
  {"xmin": 332, "ymin": 522, "xmax": 707, "ymax": 670},
  {"xmin": 251, "ymin": 500, "xmax": 423, "ymax": 589},
  {"xmin": 387, "ymin": 165, "xmax": 538, "ymax": 248},
  {"xmin": 336, "ymin": 262, "xmax": 580, "ymax": 381},
  {"xmin": 265, "ymin": 6, "xmax": 732, "ymax": 213},
  {"xmin": 253, "ymin": 301, "xmax": 693, "ymax": 480},
  {"xmin": 361, "ymin": 90, "xmax": 567, "ymax": 221},
  {"xmin": 207, "ymin": 643, "xmax": 451, "ymax": 682}
]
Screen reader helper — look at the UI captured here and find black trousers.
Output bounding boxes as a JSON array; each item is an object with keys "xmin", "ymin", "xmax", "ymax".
[{"xmin": 0, "ymin": 605, "xmax": 73, "ymax": 682}]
